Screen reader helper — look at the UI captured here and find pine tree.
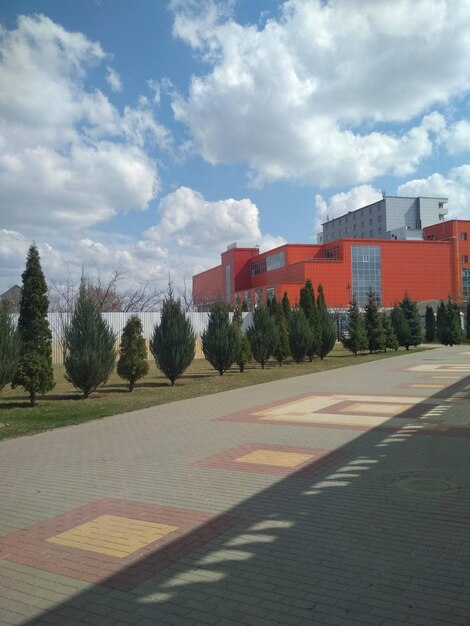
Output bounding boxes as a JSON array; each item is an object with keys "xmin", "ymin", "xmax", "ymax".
[
  {"xmin": 0, "ymin": 302, "xmax": 20, "ymax": 391},
  {"xmin": 342, "ymin": 299, "xmax": 367, "ymax": 356},
  {"xmin": 466, "ymin": 301, "xmax": 470, "ymax": 341},
  {"xmin": 425, "ymin": 306, "xmax": 436, "ymax": 342},
  {"xmin": 150, "ymin": 293, "xmax": 195, "ymax": 386},
  {"xmin": 288, "ymin": 308, "xmax": 313, "ymax": 363},
  {"xmin": 246, "ymin": 304, "xmax": 277, "ymax": 369},
  {"xmin": 364, "ymin": 289, "xmax": 385, "ymax": 353},
  {"xmin": 436, "ymin": 301, "xmax": 448, "ymax": 345},
  {"xmin": 381, "ymin": 312, "xmax": 399, "ymax": 351},
  {"xmin": 12, "ymin": 244, "xmax": 54, "ymax": 406},
  {"xmin": 391, "ymin": 306, "xmax": 410, "ymax": 349},
  {"xmin": 65, "ymin": 282, "xmax": 116, "ymax": 398},
  {"xmin": 202, "ymin": 299, "xmax": 239, "ymax": 375},
  {"xmin": 281, "ymin": 291, "xmax": 291, "ymax": 320},
  {"xmin": 299, "ymin": 279, "xmax": 319, "ymax": 360},
  {"xmin": 446, "ymin": 298, "xmax": 462, "ymax": 346},
  {"xmin": 316, "ymin": 284, "xmax": 336, "ymax": 359},
  {"xmin": 271, "ymin": 299, "xmax": 290, "ymax": 366},
  {"xmin": 232, "ymin": 305, "xmax": 252, "ymax": 372},
  {"xmin": 399, "ymin": 293, "xmax": 422, "ymax": 348},
  {"xmin": 117, "ymin": 315, "xmax": 149, "ymax": 391}
]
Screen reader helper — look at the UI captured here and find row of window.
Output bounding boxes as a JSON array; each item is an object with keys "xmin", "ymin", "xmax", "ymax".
[{"xmin": 250, "ymin": 251, "xmax": 285, "ymax": 276}]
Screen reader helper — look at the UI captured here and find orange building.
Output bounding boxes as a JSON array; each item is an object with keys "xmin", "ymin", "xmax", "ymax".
[{"xmin": 192, "ymin": 220, "xmax": 470, "ymax": 309}]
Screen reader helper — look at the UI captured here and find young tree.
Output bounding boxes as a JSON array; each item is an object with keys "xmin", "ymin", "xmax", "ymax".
[
  {"xmin": 246, "ymin": 304, "xmax": 277, "ymax": 369},
  {"xmin": 202, "ymin": 299, "xmax": 239, "ymax": 375},
  {"xmin": 299, "ymin": 279, "xmax": 319, "ymax": 360},
  {"xmin": 342, "ymin": 299, "xmax": 367, "ymax": 356},
  {"xmin": 232, "ymin": 305, "xmax": 252, "ymax": 372},
  {"xmin": 446, "ymin": 298, "xmax": 462, "ymax": 346},
  {"xmin": 0, "ymin": 302, "xmax": 20, "ymax": 391},
  {"xmin": 425, "ymin": 306, "xmax": 436, "ymax": 342},
  {"xmin": 316, "ymin": 284, "xmax": 336, "ymax": 359},
  {"xmin": 64, "ymin": 282, "xmax": 116, "ymax": 398},
  {"xmin": 281, "ymin": 291, "xmax": 291, "ymax": 320},
  {"xmin": 436, "ymin": 301, "xmax": 449, "ymax": 345},
  {"xmin": 288, "ymin": 308, "xmax": 313, "ymax": 363},
  {"xmin": 391, "ymin": 306, "xmax": 410, "ymax": 349},
  {"xmin": 117, "ymin": 315, "xmax": 149, "ymax": 391},
  {"xmin": 399, "ymin": 293, "xmax": 422, "ymax": 348},
  {"xmin": 12, "ymin": 245, "xmax": 54, "ymax": 406},
  {"xmin": 364, "ymin": 289, "xmax": 385, "ymax": 353},
  {"xmin": 150, "ymin": 293, "xmax": 195, "ymax": 385},
  {"xmin": 270, "ymin": 299, "xmax": 290, "ymax": 365},
  {"xmin": 381, "ymin": 312, "xmax": 399, "ymax": 351}
]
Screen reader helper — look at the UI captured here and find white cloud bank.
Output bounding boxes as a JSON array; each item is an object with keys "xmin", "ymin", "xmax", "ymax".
[
  {"xmin": 171, "ymin": 0, "xmax": 470, "ymax": 186},
  {"xmin": 0, "ymin": 15, "xmax": 168, "ymax": 234}
]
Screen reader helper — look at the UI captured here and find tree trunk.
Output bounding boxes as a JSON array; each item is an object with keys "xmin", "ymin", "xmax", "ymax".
[
  {"xmin": 129, "ymin": 380, "xmax": 135, "ymax": 392},
  {"xmin": 30, "ymin": 390, "xmax": 36, "ymax": 407}
]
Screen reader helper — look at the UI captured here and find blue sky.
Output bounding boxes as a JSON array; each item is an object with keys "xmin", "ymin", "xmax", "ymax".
[{"xmin": 1, "ymin": 0, "xmax": 470, "ymax": 296}]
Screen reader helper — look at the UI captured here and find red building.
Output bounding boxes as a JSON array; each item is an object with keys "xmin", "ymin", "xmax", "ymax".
[{"xmin": 192, "ymin": 220, "xmax": 470, "ymax": 309}]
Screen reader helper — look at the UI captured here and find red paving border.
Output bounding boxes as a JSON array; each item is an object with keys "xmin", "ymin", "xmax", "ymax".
[
  {"xmin": 194, "ymin": 442, "xmax": 351, "ymax": 477},
  {"xmin": 0, "ymin": 499, "xmax": 236, "ymax": 591}
]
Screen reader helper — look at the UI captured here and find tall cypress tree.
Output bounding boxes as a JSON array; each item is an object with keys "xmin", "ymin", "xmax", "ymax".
[
  {"xmin": 0, "ymin": 302, "xmax": 20, "ymax": 391},
  {"xmin": 425, "ymin": 306, "xmax": 436, "ymax": 342},
  {"xmin": 12, "ymin": 245, "xmax": 54, "ymax": 406},
  {"xmin": 271, "ymin": 299, "xmax": 290, "ymax": 366},
  {"xmin": 364, "ymin": 289, "xmax": 385, "ymax": 353},
  {"xmin": 399, "ymin": 293, "xmax": 422, "ymax": 348},
  {"xmin": 446, "ymin": 298, "xmax": 462, "ymax": 346},
  {"xmin": 246, "ymin": 304, "xmax": 277, "ymax": 369},
  {"xmin": 281, "ymin": 291, "xmax": 291, "ymax": 320},
  {"xmin": 316, "ymin": 284, "xmax": 336, "ymax": 359},
  {"xmin": 117, "ymin": 315, "xmax": 149, "ymax": 391},
  {"xmin": 65, "ymin": 282, "xmax": 116, "ymax": 398},
  {"xmin": 342, "ymin": 299, "xmax": 367, "ymax": 356},
  {"xmin": 232, "ymin": 303, "xmax": 252, "ymax": 372},
  {"xmin": 381, "ymin": 312, "xmax": 399, "ymax": 351},
  {"xmin": 288, "ymin": 308, "xmax": 313, "ymax": 363},
  {"xmin": 436, "ymin": 301, "xmax": 448, "ymax": 345},
  {"xmin": 150, "ymin": 294, "xmax": 195, "ymax": 386},
  {"xmin": 391, "ymin": 306, "xmax": 410, "ymax": 349},
  {"xmin": 202, "ymin": 299, "xmax": 239, "ymax": 375},
  {"xmin": 299, "ymin": 279, "xmax": 319, "ymax": 360}
]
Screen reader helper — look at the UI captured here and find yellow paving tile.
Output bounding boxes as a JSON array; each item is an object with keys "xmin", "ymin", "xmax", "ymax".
[
  {"xmin": 236, "ymin": 450, "xmax": 313, "ymax": 468},
  {"xmin": 47, "ymin": 515, "xmax": 178, "ymax": 558},
  {"xmin": 346, "ymin": 402, "xmax": 413, "ymax": 415},
  {"xmin": 408, "ymin": 383, "xmax": 446, "ymax": 389}
]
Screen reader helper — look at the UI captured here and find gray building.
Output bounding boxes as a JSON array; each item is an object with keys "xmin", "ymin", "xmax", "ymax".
[{"xmin": 319, "ymin": 195, "xmax": 448, "ymax": 244}]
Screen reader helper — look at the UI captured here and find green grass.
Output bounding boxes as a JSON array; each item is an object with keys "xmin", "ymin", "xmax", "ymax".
[{"xmin": 0, "ymin": 345, "xmax": 430, "ymax": 441}]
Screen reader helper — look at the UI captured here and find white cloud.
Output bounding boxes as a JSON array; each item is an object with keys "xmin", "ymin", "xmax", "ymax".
[
  {"xmin": 398, "ymin": 165, "xmax": 470, "ymax": 218},
  {"xmin": 0, "ymin": 15, "xmax": 168, "ymax": 234},
  {"xmin": 171, "ymin": 0, "xmax": 470, "ymax": 186},
  {"xmin": 106, "ymin": 66, "xmax": 122, "ymax": 92}
]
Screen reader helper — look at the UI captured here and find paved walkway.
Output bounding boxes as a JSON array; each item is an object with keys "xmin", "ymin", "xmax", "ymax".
[{"xmin": 1, "ymin": 345, "xmax": 470, "ymax": 626}]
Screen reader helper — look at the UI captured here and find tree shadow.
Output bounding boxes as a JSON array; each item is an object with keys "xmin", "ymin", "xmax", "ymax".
[{"xmin": 14, "ymin": 372, "xmax": 470, "ymax": 625}]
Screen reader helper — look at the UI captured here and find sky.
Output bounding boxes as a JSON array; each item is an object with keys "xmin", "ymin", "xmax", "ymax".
[{"xmin": 1, "ymin": 0, "xmax": 470, "ymax": 297}]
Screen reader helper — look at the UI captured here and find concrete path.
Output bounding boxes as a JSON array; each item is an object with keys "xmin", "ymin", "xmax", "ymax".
[{"xmin": 0, "ymin": 345, "xmax": 470, "ymax": 626}]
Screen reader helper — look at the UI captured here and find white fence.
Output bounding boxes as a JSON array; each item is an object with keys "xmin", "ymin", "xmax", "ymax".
[{"xmin": 17, "ymin": 312, "xmax": 253, "ymax": 365}]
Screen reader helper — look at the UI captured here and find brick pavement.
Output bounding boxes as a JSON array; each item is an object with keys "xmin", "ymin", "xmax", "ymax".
[{"xmin": 0, "ymin": 345, "xmax": 470, "ymax": 625}]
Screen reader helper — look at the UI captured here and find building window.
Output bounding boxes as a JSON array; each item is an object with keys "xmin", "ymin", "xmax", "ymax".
[
  {"xmin": 266, "ymin": 251, "xmax": 285, "ymax": 272},
  {"xmin": 255, "ymin": 288, "xmax": 263, "ymax": 304},
  {"xmin": 369, "ymin": 218, "xmax": 372, "ymax": 225},
  {"xmin": 378, "ymin": 214, "xmax": 382, "ymax": 223},
  {"xmin": 463, "ymin": 268, "xmax": 470, "ymax": 300},
  {"xmin": 462, "ymin": 255, "xmax": 468, "ymax": 264},
  {"xmin": 324, "ymin": 247, "xmax": 339, "ymax": 260},
  {"xmin": 251, "ymin": 259, "xmax": 266, "ymax": 276},
  {"xmin": 461, "ymin": 232, "xmax": 468, "ymax": 241},
  {"xmin": 245, "ymin": 290, "xmax": 252, "ymax": 309},
  {"xmin": 266, "ymin": 287, "xmax": 275, "ymax": 302},
  {"xmin": 352, "ymin": 245, "xmax": 382, "ymax": 306},
  {"xmin": 225, "ymin": 265, "xmax": 231, "ymax": 303}
]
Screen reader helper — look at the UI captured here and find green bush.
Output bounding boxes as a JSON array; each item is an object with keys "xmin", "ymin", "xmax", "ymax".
[
  {"xmin": 117, "ymin": 315, "xmax": 149, "ymax": 391},
  {"xmin": 202, "ymin": 299, "xmax": 239, "ymax": 375}
]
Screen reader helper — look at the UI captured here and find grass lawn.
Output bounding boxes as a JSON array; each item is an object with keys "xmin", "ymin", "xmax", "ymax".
[{"xmin": 0, "ymin": 345, "xmax": 431, "ymax": 441}]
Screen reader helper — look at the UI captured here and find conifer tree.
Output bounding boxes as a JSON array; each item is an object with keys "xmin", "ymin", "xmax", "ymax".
[
  {"xmin": 281, "ymin": 291, "xmax": 291, "ymax": 320},
  {"xmin": 466, "ymin": 301, "xmax": 470, "ymax": 341},
  {"xmin": 316, "ymin": 284, "xmax": 336, "ymax": 359},
  {"xmin": 399, "ymin": 293, "xmax": 422, "ymax": 348},
  {"xmin": 391, "ymin": 306, "xmax": 410, "ymax": 349},
  {"xmin": 246, "ymin": 304, "xmax": 277, "ymax": 369},
  {"xmin": 117, "ymin": 315, "xmax": 149, "ymax": 391},
  {"xmin": 425, "ymin": 306, "xmax": 436, "ymax": 342},
  {"xmin": 342, "ymin": 299, "xmax": 367, "ymax": 356},
  {"xmin": 364, "ymin": 289, "xmax": 385, "ymax": 353},
  {"xmin": 232, "ymin": 304, "xmax": 252, "ymax": 372},
  {"xmin": 299, "ymin": 279, "xmax": 319, "ymax": 360},
  {"xmin": 0, "ymin": 302, "xmax": 20, "ymax": 391},
  {"xmin": 202, "ymin": 299, "xmax": 239, "ymax": 375},
  {"xmin": 288, "ymin": 308, "xmax": 313, "ymax": 363},
  {"xmin": 65, "ymin": 282, "xmax": 116, "ymax": 398},
  {"xmin": 271, "ymin": 299, "xmax": 290, "ymax": 365},
  {"xmin": 150, "ymin": 293, "xmax": 195, "ymax": 386},
  {"xmin": 381, "ymin": 312, "xmax": 399, "ymax": 351},
  {"xmin": 12, "ymin": 244, "xmax": 54, "ymax": 406},
  {"xmin": 446, "ymin": 298, "xmax": 462, "ymax": 346},
  {"xmin": 436, "ymin": 301, "xmax": 448, "ymax": 345}
]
